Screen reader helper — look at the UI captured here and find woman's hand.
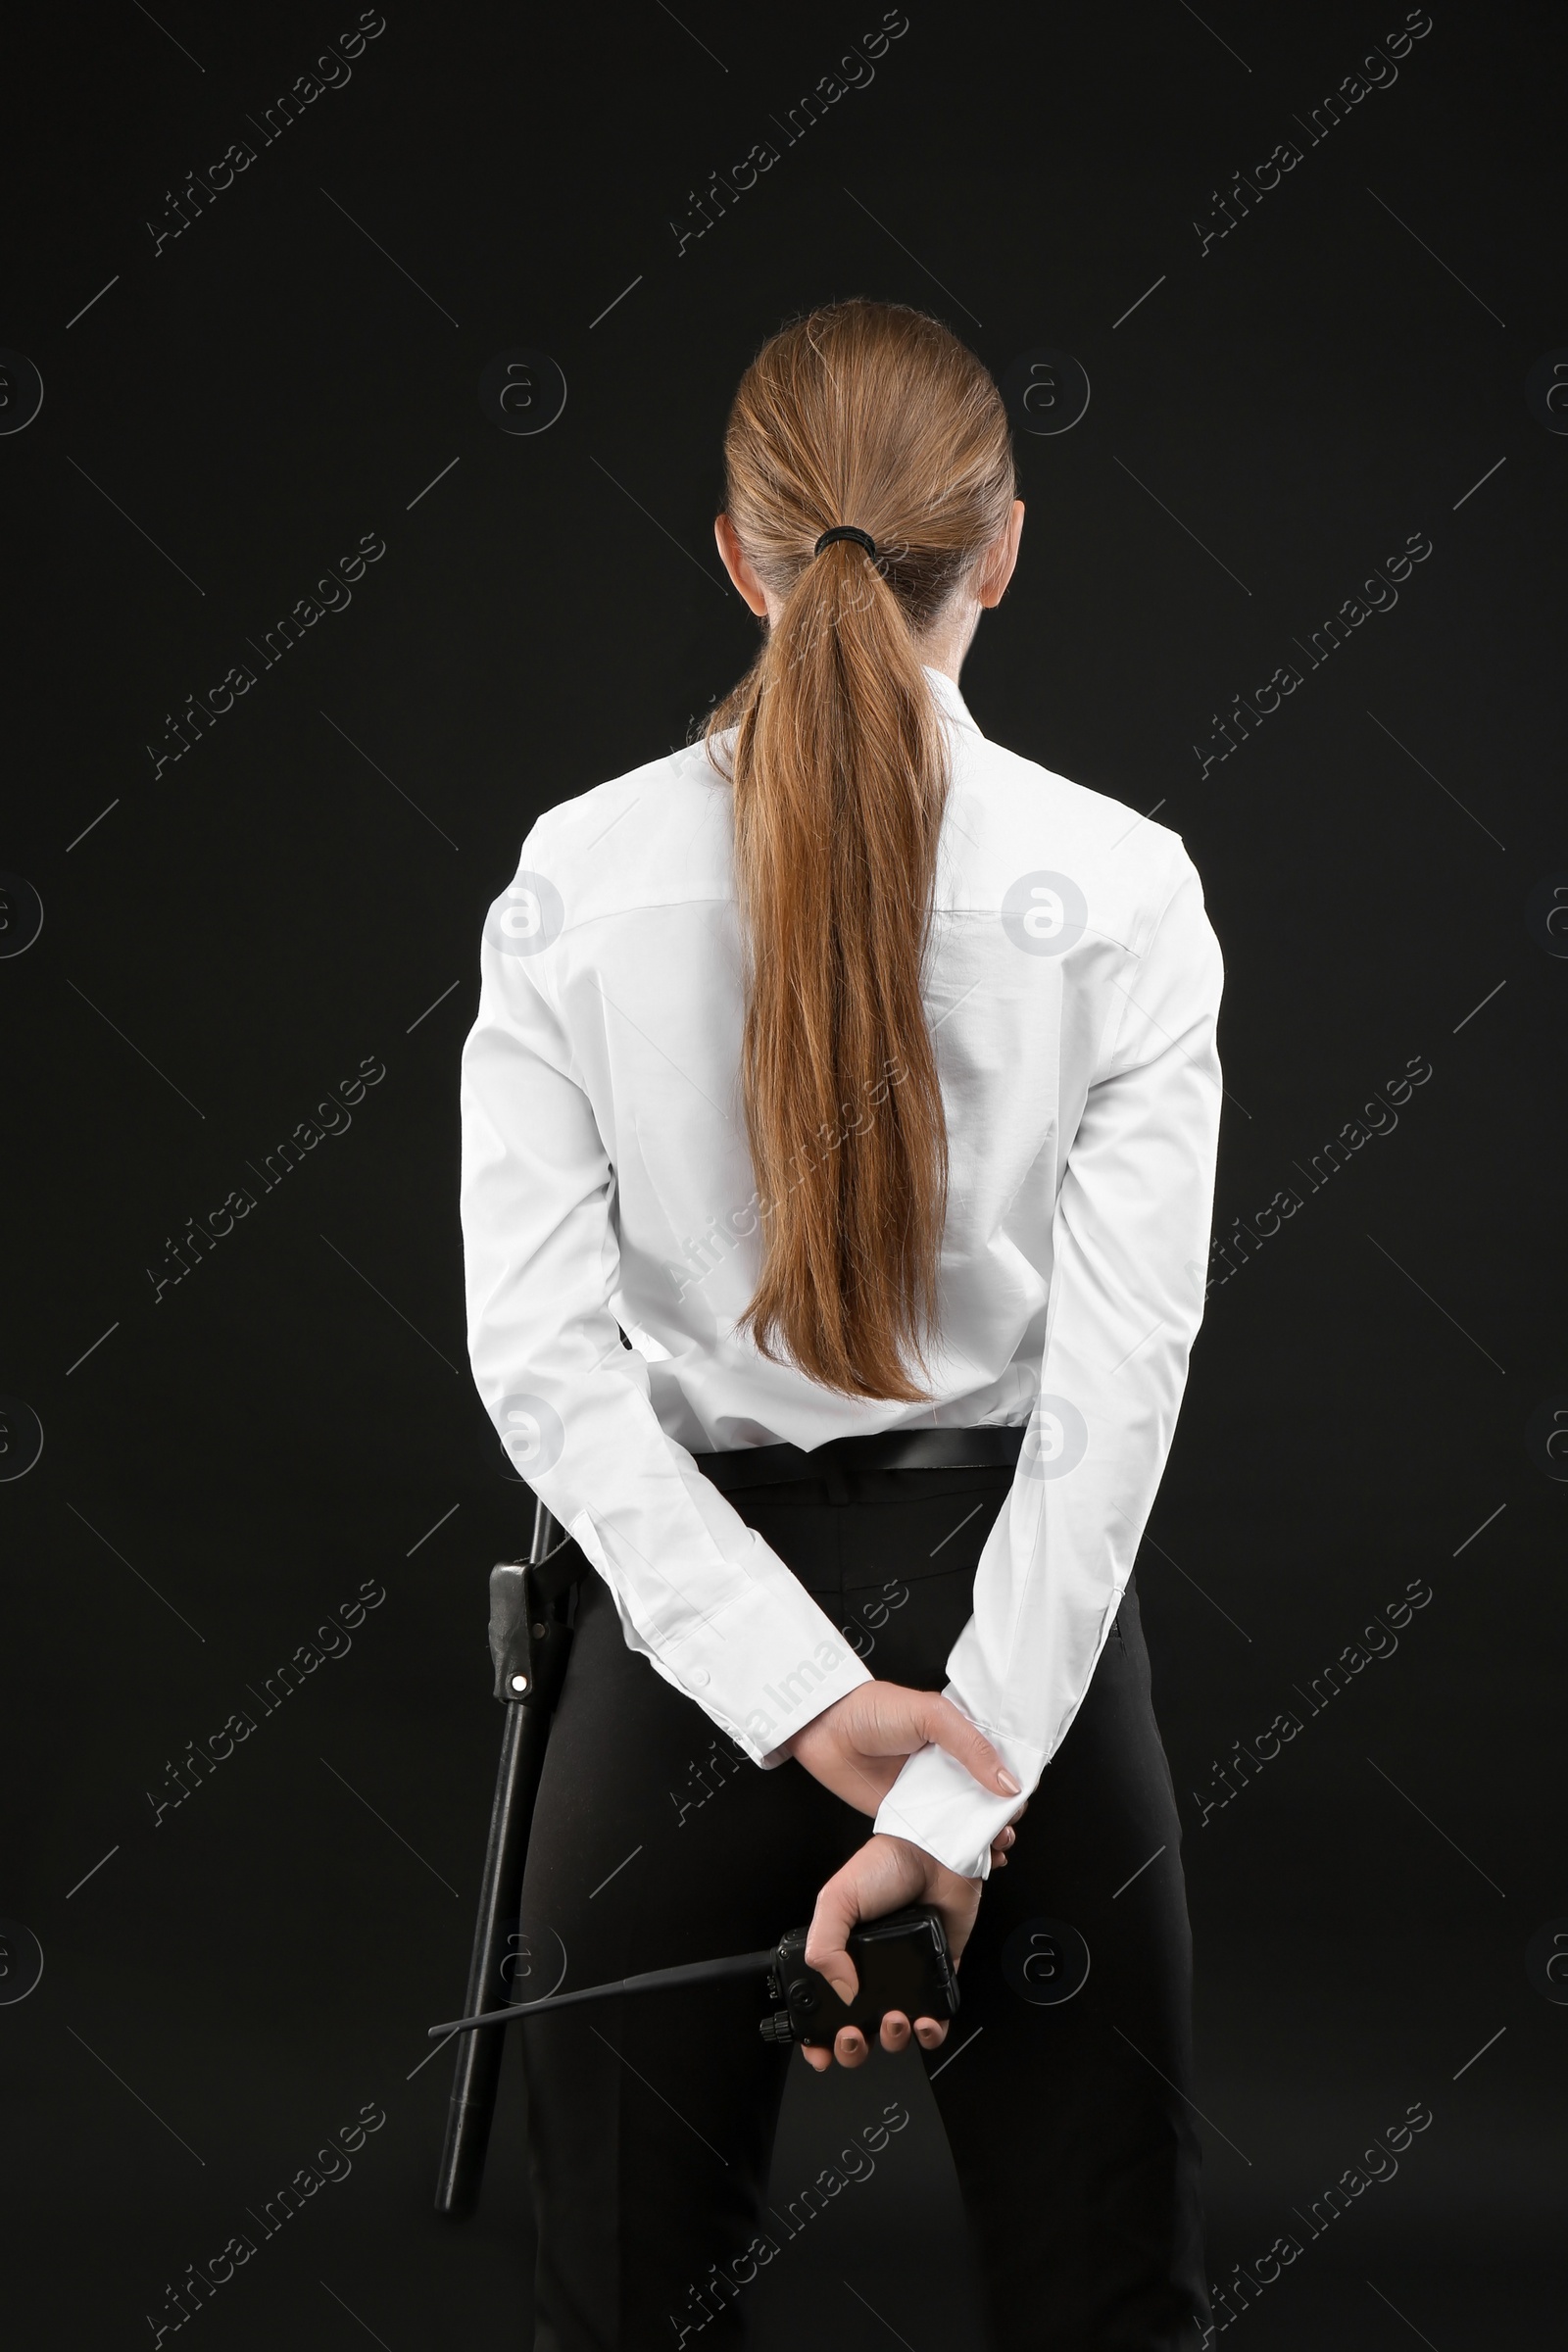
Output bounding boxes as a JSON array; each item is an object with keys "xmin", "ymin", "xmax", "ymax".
[
  {"xmin": 797, "ymin": 1831, "xmax": 987, "ymax": 2073},
  {"xmin": 781, "ymin": 1680, "xmax": 1021, "ymax": 1818},
  {"xmin": 796, "ymin": 1806, "xmax": 1026, "ymax": 2073}
]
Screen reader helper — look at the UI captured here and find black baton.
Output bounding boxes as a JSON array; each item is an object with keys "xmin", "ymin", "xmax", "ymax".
[{"xmin": 433, "ymin": 1495, "xmax": 581, "ymax": 2219}]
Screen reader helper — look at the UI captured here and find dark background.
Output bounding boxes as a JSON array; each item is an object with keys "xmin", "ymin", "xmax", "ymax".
[{"xmin": 2, "ymin": 1, "xmax": 1564, "ymax": 2344}]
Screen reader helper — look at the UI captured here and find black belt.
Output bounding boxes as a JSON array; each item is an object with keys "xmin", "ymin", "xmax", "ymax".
[{"xmin": 692, "ymin": 1423, "xmax": 1026, "ymax": 1495}]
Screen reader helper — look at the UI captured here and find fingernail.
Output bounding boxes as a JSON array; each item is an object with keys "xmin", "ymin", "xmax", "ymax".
[{"xmin": 997, "ymin": 1767, "xmax": 1021, "ymax": 1794}]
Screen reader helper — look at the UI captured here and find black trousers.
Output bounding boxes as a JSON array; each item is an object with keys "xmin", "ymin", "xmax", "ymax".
[{"xmin": 515, "ymin": 1460, "xmax": 1210, "ymax": 2350}]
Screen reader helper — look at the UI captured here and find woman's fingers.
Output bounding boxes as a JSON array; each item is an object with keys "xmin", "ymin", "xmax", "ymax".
[
  {"xmin": 911, "ymin": 1690, "xmax": 1021, "ymax": 1797},
  {"xmin": 827, "ymin": 1684, "xmax": 1021, "ymax": 1801},
  {"xmin": 800, "ymin": 2009, "xmax": 948, "ymax": 2069},
  {"xmin": 800, "ymin": 2028, "xmax": 869, "ymax": 2071},
  {"xmin": 803, "ymin": 1870, "xmax": 862, "ymax": 2007}
]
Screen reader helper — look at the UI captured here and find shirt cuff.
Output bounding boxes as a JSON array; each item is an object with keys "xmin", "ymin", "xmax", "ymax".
[
  {"xmin": 567, "ymin": 1509, "xmax": 873, "ymax": 1768},
  {"xmin": 873, "ymin": 1731, "xmax": 1046, "ymax": 1881},
  {"xmin": 694, "ymin": 1593, "xmax": 871, "ymax": 1766}
]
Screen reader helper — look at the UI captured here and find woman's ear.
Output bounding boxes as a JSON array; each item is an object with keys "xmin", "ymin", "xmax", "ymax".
[
  {"xmin": 975, "ymin": 500, "xmax": 1025, "ymax": 610},
  {"xmin": 714, "ymin": 514, "xmax": 771, "ymax": 617}
]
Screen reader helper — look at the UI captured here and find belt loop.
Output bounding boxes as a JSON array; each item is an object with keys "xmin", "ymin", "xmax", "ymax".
[{"xmin": 825, "ymin": 1471, "xmax": 852, "ymax": 1507}]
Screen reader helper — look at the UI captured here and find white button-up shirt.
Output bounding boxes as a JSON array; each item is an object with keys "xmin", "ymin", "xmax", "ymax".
[{"xmin": 460, "ymin": 666, "xmax": 1224, "ymax": 1881}]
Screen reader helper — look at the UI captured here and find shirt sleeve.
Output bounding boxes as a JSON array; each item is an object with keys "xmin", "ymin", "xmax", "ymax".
[
  {"xmin": 459, "ymin": 850, "xmax": 873, "ymax": 1768},
  {"xmin": 872, "ymin": 846, "xmax": 1224, "ymax": 1879}
]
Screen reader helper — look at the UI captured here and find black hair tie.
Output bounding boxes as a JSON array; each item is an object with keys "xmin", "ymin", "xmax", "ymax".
[{"xmin": 813, "ymin": 524, "xmax": 877, "ymax": 559}]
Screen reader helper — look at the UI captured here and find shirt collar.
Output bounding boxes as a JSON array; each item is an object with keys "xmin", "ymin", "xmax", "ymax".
[{"xmin": 922, "ymin": 664, "xmax": 981, "ymax": 735}]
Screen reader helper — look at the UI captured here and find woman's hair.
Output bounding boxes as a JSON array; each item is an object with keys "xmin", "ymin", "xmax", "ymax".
[{"xmin": 706, "ymin": 299, "xmax": 1016, "ymax": 1400}]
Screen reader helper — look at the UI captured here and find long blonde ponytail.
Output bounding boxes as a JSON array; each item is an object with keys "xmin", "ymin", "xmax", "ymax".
[{"xmin": 707, "ymin": 301, "xmax": 1016, "ymax": 1399}]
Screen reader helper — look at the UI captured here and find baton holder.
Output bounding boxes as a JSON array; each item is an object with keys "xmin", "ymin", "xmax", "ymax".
[{"xmin": 433, "ymin": 1496, "xmax": 578, "ymax": 2219}]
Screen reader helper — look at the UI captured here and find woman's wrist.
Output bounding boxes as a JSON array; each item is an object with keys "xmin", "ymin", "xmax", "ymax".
[
  {"xmin": 880, "ymin": 1829, "xmax": 983, "ymax": 1890},
  {"xmin": 776, "ymin": 1693, "xmax": 841, "ymax": 1761}
]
